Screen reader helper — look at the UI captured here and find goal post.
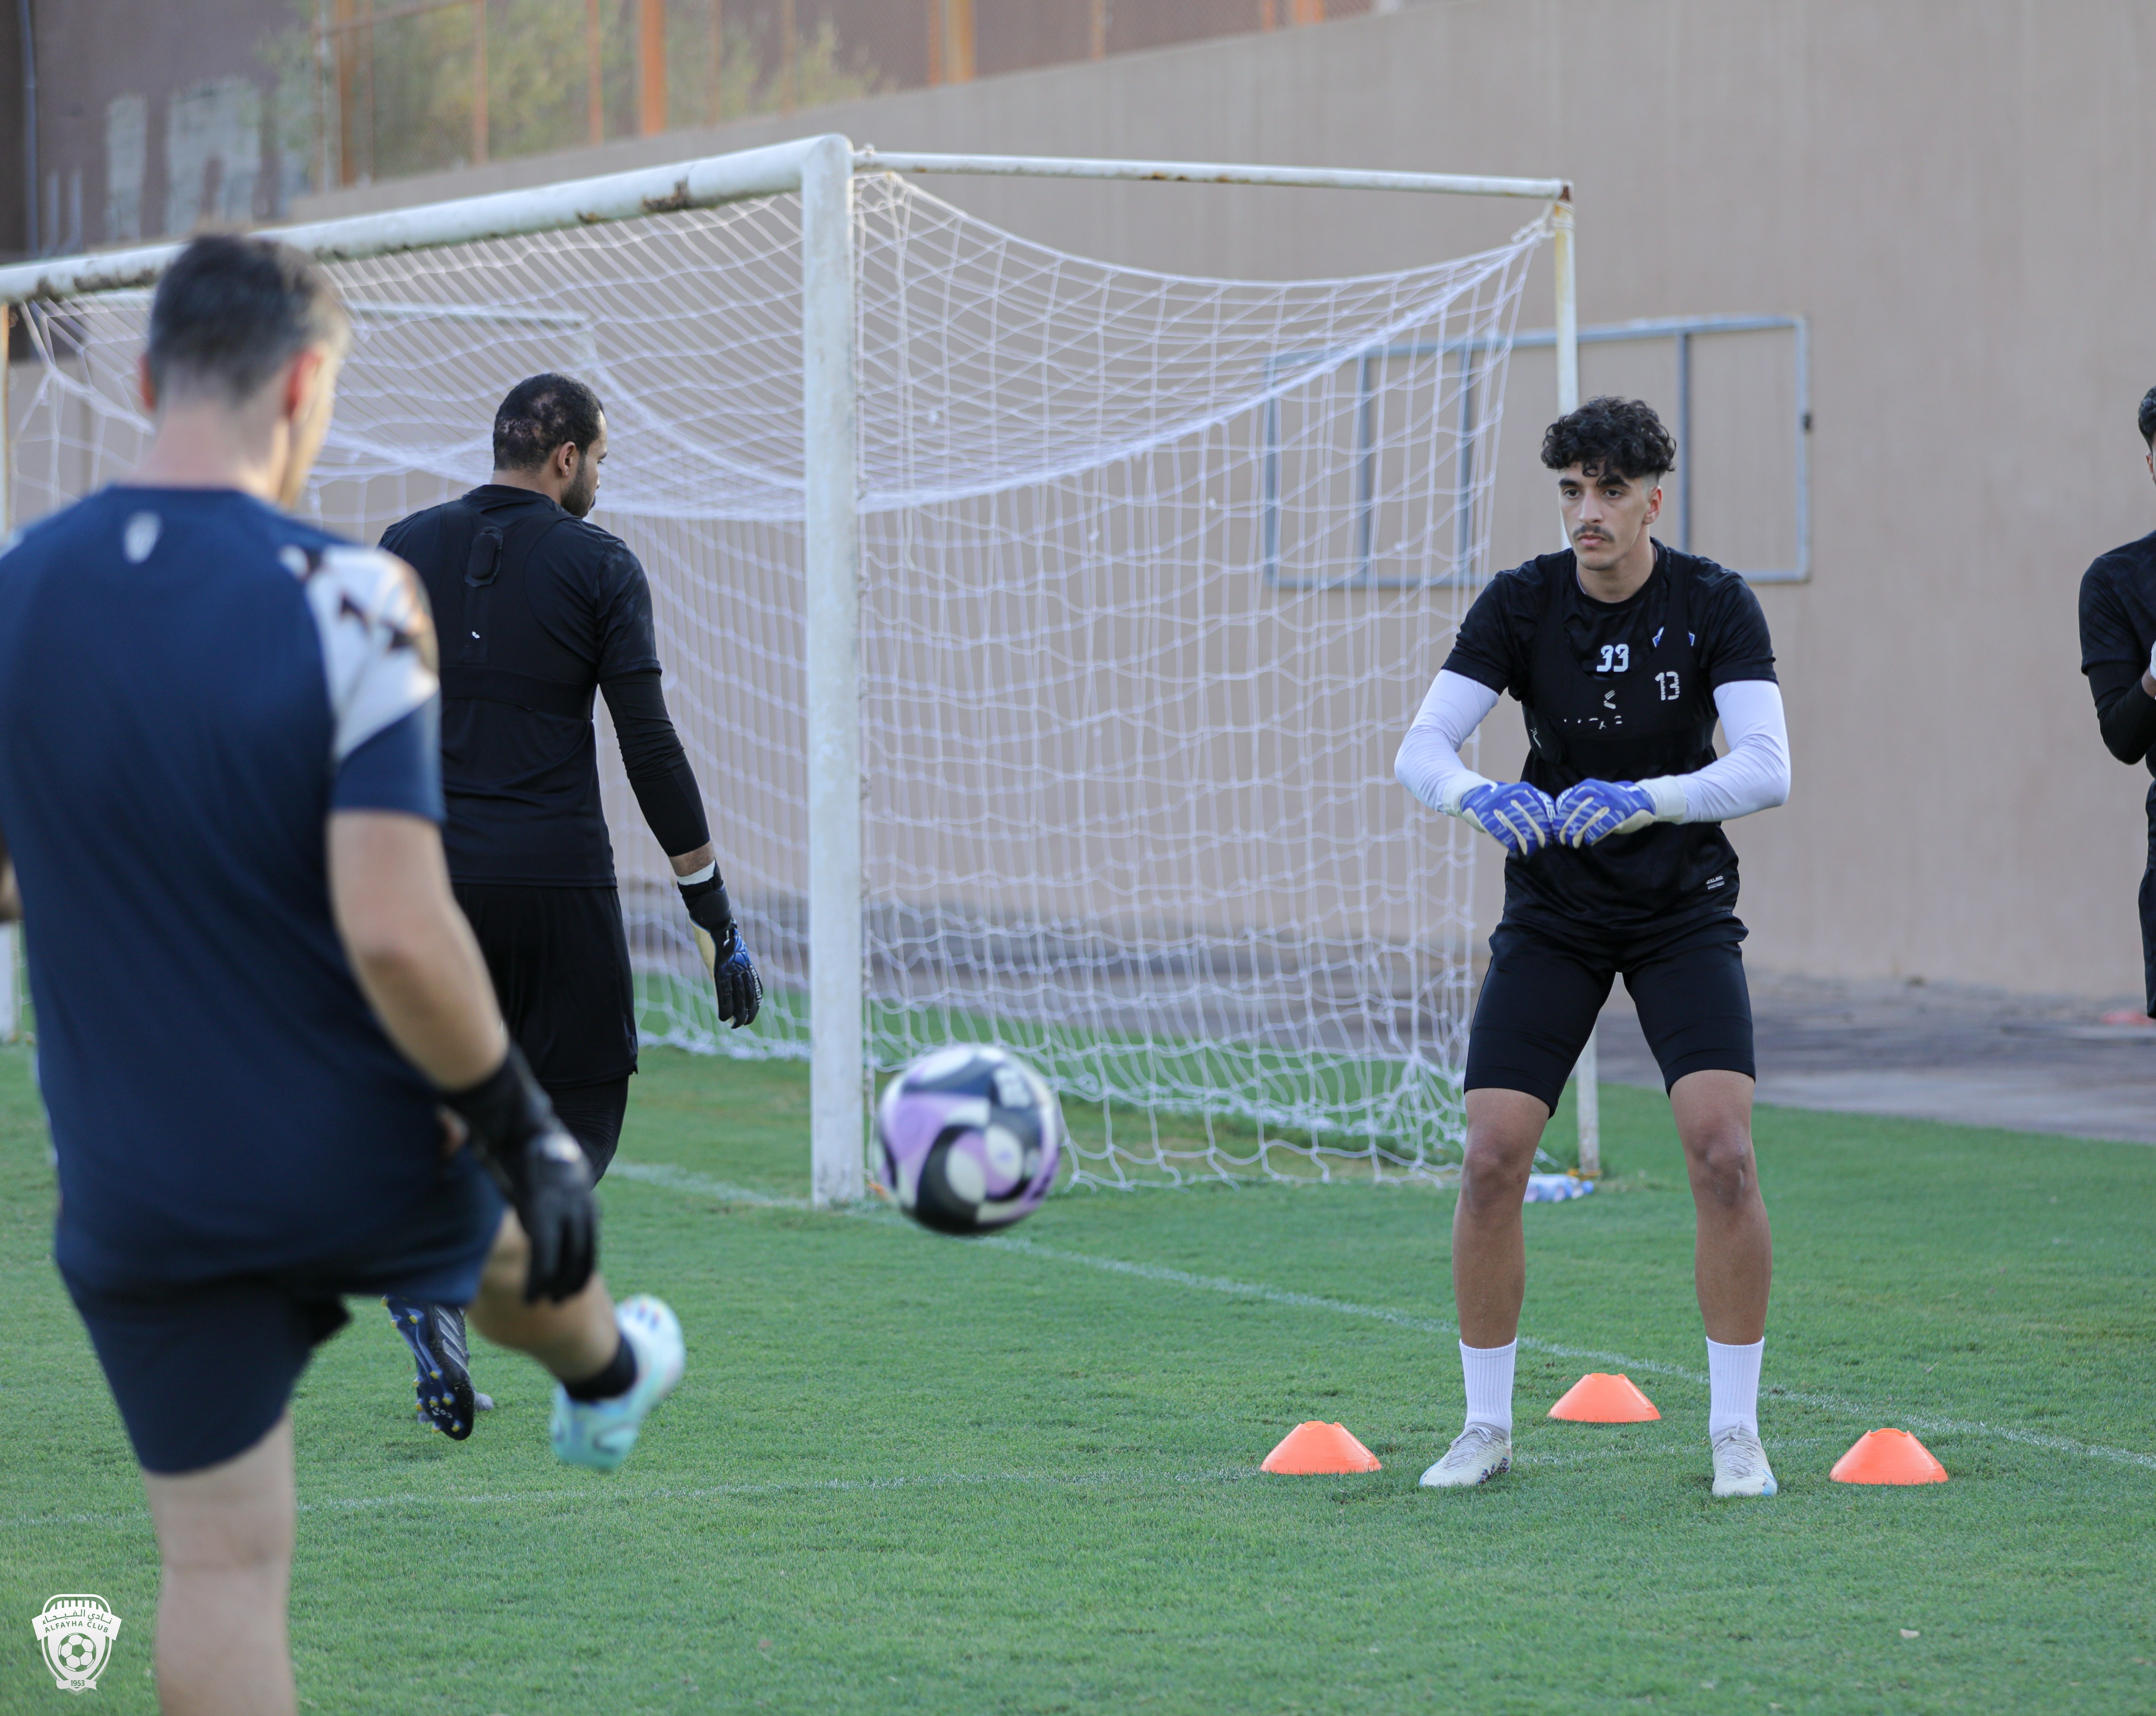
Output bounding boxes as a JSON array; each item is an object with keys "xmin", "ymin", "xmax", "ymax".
[
  {"xmin": 0, "ymin": 135, "xmax": 1585, "ymax": 1202},
  {"xmin": 798, "ymin": 135, "xmax": 866, "ymax": 1208},
  {"xmin": 1548, "ymin": 197, "xmax": 1600, "ymax": 1181}
]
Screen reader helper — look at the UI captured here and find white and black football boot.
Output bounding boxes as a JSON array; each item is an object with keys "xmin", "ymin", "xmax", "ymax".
[{"xmin": 384, "ymin": 1296, "xmax": 488, "ymax": 1439}]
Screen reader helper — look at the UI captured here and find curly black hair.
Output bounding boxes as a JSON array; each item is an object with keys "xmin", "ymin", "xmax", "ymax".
[
  {"xmin": 493, "ymin": 372, "xmax": 605, "ymax": 472},
  {"xmin": 2138, "ymin": 386, "xmax": 2156, "ymax": 449},
  {"xmin": 1540, "ymin": 395, "xmax": 1677, "ymax": 482}
]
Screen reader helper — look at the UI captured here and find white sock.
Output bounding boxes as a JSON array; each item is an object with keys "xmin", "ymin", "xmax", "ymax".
[
  {"xmin": 1706, "ymin": 1336, "xmax": 1764, "ymax": 1439},
  {"xmin": 1459, "ymin": 1339, "xmax": 1517, "ymax": 1435}
]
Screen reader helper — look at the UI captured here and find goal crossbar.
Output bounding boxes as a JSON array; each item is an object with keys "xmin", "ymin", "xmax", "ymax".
[
  {"xmin": 0, "ymin": 141, "xmax": 1569, "ymax": 308},
  {"xmin": 852, "ymin": 149, "xmax": 1569, "ymax": 202},
  {"xmin": 0, "ymin": 134, "xmax": 1589, "ymax": 1200}
]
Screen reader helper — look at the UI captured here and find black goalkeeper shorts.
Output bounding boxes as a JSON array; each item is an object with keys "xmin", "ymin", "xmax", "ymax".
[
  {"xmin": 549, "ymin": 1076, "xmax": 629, "ymax": 1180},
  {"xmin": 1463, "ymin": 911, "xmax": 1755, "ymax": 1113},
  {"xmin": 63, "ymin": 1161, "xmax": 503, "ymax": 1475},
  {"xmin": 454, "ymin": 881, "xmax": 639, "ymax": 1091},
  {"xmin": 2140, "ymin": 782, "xmax": 2156, "ymax": 1016}
]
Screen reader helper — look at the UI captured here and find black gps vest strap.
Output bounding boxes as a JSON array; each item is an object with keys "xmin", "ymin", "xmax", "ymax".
[
  {"xmin": 428, "ymin": 501, "xmax": 595, "ymax": 723},
  {"xmin": 449, "ymin": 665, "xmax": 595, "ymax": 720}
]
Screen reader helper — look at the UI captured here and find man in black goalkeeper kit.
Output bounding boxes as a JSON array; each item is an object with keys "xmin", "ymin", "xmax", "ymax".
[
  {"xmin": 1396, "ymin": 396, "xmax": 1791, "ymax": 1499},
  {"xmin": 377, "ymin": 373, "xmax": 760, "ymax": 1437},
  {"xmin": 2077, "ymin": 385, "xmax": 2156, "ymax": 1019}
]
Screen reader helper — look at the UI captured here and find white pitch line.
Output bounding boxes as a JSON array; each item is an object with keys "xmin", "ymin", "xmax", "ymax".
[
  {"xmin": 19, "ymin": 1441, "xmax": 1886, "ymax": 1534},
  {"xmin": 982, "ymin": 1238, "xmax": 2156, "ymax": 1470},
  {"xmin": 4, "ymin": 1466, "xmax": 1262, "ymax": 1533},
  {"xmin": 613, "ymin": 1161, "xmax": 2156, "ymax": 1473},
  {"xmin": 608, "ymin": 1161, "xmax": 813, "ymax": 1208},
  {"xmin": 20, "ymin": 1441, "xmax": 1815, "ymax": 1534}
]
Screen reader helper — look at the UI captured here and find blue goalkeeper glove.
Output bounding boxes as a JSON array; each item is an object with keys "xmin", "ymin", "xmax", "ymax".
[
  {"xmin": 709, "ymin": 932, "xmax": 763, "ymax": 1031},
  {"xmin": 1553, "ymin": 779, "xmax": 1658, "ymax": 847},
  {"xmin": 680, "ymin": 873, "xmax": 763, "ymax": 1030},
  {"xmin": 1457, "ymin": 782, "xmax": 1559, "ymax": 856}
]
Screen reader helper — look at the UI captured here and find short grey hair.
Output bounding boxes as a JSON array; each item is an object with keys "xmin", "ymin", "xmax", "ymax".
[{"xmin": 146, "ymin": 233, "xmax": 348, "ymax": 405}]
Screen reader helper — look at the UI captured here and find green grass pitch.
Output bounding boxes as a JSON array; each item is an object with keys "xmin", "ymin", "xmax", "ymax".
[{"xmin": 2, "ymin": 1045, "xmax": 2153, "ymax": 1713}]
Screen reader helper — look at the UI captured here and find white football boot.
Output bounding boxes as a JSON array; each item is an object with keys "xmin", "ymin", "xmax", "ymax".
[
  {"xmin": 1709, "ymin": 1427, "xmax": 1779, "ymax": 1498},
  {"xmin": 550, "ymin": 1295, "xmax": 686, "ymax": 1471},
  {"xmin": 1419, "ymin": 1422, "xmax": 1513, "ymax": 1488}
]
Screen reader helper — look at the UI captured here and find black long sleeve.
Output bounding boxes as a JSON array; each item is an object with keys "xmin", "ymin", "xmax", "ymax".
[
  {"xmin": 2087, "ymin": 659, "xmax": 2156, "ymax": 767},
  {"xmin": 601, "ymin": 671, "xmax": 711, "ymax": 859}
]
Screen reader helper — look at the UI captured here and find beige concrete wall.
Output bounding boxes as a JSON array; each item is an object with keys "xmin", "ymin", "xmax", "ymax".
[{"xmin": 293, "ymin": 0, "xmax": 2156, "ymax": 998}]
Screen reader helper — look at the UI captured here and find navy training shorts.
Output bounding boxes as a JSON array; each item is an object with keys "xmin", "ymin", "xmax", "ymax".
[
  {"xmin": 1463, "ymin": 910, "xmax": 1755, "ymax": 1113},
  {"xmin": 62, "ymin": 1160, "xmax": 504, "ymax": 1476}
]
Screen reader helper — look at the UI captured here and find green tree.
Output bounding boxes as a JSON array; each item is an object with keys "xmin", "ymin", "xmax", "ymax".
[{"xmin": 264, "ymin": 0, "xmax": 887, "ymax": 196}]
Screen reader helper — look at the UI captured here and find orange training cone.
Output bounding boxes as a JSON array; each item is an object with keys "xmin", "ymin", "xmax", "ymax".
[
  {"xmin": 1831, "ymin": 1428, "xmax": 1948, "ymax": 1485},
  {"xmin": 1548, "ymin": 1373, "xmax": 1661, "ymax": 1422},
  {"xmin": 1260, "ymin": 1421, "xmax": 1382, "ymax": 1474}
]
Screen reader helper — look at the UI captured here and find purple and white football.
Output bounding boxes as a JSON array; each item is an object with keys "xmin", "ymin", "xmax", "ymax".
[{"xmin": 876, "ymin": 1044, "xmax": 1063, "ymax": 1235}]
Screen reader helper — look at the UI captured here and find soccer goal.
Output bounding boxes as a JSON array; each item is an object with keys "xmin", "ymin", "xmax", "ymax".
[{"xmin": 0, "ymin": 135, "xmax": 1586, "ymax": 1203}]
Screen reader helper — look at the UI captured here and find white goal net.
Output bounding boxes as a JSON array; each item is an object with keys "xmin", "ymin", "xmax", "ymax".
[{"xmin": 7, "ymin": 172, "xmax": 1545, "ymax": 1185}]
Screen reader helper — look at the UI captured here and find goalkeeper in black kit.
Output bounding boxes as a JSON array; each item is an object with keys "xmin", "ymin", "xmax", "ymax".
[
  {"xmin": 376, "ymin": 373, "xmax": 761, "ymax": 1438},
  {"xmin": 2077, "ymin": 385, "xmax": 2156, "ymax": 1018},
  {"xmin": 1395, "ymin": 397, "xmax": 1791, "ymax": 1498}
]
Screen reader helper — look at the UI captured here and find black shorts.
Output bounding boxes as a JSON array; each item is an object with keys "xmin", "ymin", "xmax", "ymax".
[
  {"xmin": 62, "ymin": 1162, "xmax": 504, "ymax": 1476},
  {"xmin": 2140, "ymin": 782, "xmax": 2156, "ymax": 1015},
  {"xmin": 1464, "ymin": 912, "xmax": 1755, "ymax": 1112},
  {"xmin": 454, "ymin": 881, "xmax": 638, "ymax": 1090},
  {"xmin": 549, "ymin": 1076, "xmax": 630, "ymax": 1179}
]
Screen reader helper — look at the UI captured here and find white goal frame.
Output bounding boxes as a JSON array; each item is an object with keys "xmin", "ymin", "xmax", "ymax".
[{"xmin": 0, "ymin": 134, "xmax": 1589, "ymax": 1200}]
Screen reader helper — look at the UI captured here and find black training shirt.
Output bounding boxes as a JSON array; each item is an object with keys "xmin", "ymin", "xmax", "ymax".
[
  {"xmin": 2078, "ymin": 529, "xmax": 2156, "ymax": 777},
  {"xmin": 1443, "ymin": 544, "xmax": 1777, "ymax": 936},
  {"xmin": 381, "ymin": 485, "xmax": 709, "ymax": 885}
]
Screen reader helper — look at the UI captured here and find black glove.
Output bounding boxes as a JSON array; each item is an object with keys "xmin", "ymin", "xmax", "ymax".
[
  {"xmin": 681, "ymin": 873, "xmax": 762, "ymax": 1030},
  {"xmin": 442, "ymin": 1045, "xmax": 596, "ymax": 1304}
]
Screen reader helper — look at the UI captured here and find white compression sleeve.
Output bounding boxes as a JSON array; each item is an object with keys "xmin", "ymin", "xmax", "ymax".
[
  {"xmin": 1394, "ymin": 670, "xmax": 1502, "ymax": 815},
  {"xmin": 1637, "ymin": 679, "xmax": 1791, "ymax": 825}
]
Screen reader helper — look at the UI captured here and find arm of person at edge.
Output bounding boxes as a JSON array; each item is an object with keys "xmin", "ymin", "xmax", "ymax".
[
  {"xmin": 2076, "ymin": 560, "xmax": 2156, "ymax": 765},
  {"xmin": 2084, "ymin": 654, "xmax": 2156, "ymax": 766},
  {"xmin": 1392, "ymin": 670, "xmax": 1558, "ymax": 856},
  {"xmin": 329, "ymin": 809, "xmax": 595, "ymax": 1301},
  {"xmin": 1551, "ymin": 680, "xmax": 1792, "ymax": 845}
]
